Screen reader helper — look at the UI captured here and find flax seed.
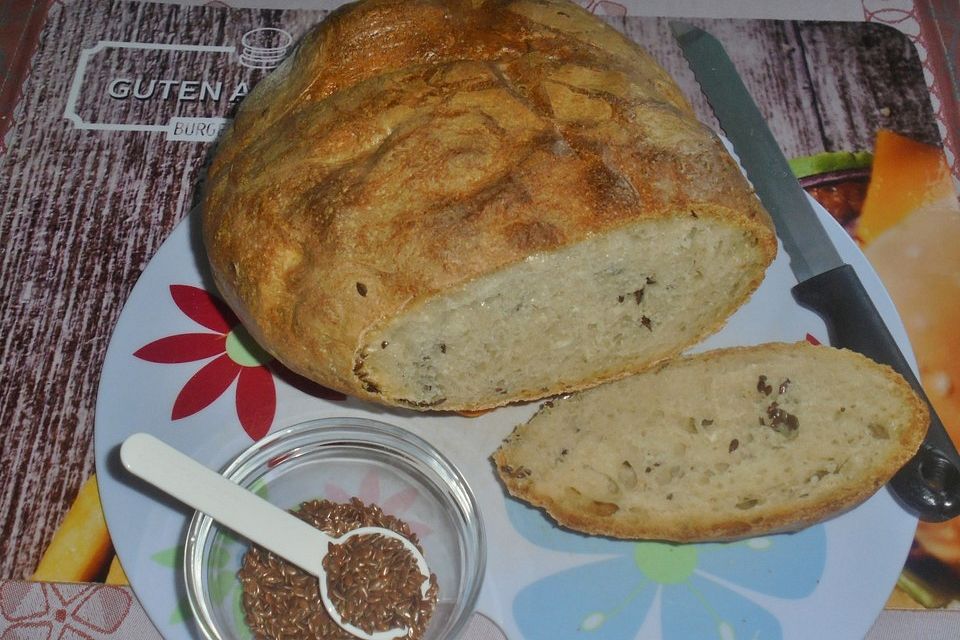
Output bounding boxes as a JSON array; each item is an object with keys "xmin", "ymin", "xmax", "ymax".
[{"xmin": 238, "ymin": 498, "xmax": 439, "ymax": 640}]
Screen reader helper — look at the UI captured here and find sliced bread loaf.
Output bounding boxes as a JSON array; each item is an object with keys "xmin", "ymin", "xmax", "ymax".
[
  {"xmin": 201, "ymin": 0, "xmax": 776, "ymax": 411},
  {"xmin": 493, "ymin": 342, "xmax": 928, "ymax": 541}
]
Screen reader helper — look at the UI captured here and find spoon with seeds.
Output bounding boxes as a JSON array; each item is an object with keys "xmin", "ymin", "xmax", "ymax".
[{"xmin": 120, "ymin": 432, "xmax": 431, "ymax": 640}]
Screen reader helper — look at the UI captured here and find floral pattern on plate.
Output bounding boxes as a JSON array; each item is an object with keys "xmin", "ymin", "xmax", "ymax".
[
  {"xmin": 133, "ymin": 285, "xmax": 277, "ymax": 440},
  {"xmin": 506, "ymin": 499, "xmax": 826, "ymax": 639}
]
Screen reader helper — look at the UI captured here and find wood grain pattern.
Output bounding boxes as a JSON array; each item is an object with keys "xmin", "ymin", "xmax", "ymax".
[
  {"xmin": 0, "ymin": 0, "xmax": 941, "ymax": 579},
  {"xmin": 0, "ymin": 0, "xmax": 54, "ymax": 151},
  {"xmin": 0, "ymin": 0, "xmax": 323, "ymax": 579},
  {"xmin": 621, "ymin": 17, "xmax": 940, "ymax": 155}
]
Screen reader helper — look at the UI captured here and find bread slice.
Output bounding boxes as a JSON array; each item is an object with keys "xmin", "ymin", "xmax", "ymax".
[
  {"xmin": 493, "ymin": 342, "xmax": 928, "ymax": 541},
  {"xmin": 202, "ymin": 0, "xmax": 776, "ymax": 411}
]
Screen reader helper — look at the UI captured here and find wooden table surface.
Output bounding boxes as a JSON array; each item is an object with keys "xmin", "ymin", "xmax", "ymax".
[{"xmin": 0, "ymin": 0, "xmax": 946, "ymax": 582}]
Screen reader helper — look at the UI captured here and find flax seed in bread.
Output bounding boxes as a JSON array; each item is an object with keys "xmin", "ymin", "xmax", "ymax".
[
  {"xmin": 493, "ymin": 342, "xmax": 928, "ymax": 541},
  {"xmin": 202, "ymin": 0, "xmax": 776, "ymax": 411}
]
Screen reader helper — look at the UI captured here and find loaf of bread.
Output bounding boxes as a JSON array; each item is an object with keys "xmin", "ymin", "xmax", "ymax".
[
  {"xmin": 493, "ymin": 342, "xmax": 928, "ymax": 541},
  {"xmin": 202, "ymin": 0, "xmax": 776, "ymax": 411}
]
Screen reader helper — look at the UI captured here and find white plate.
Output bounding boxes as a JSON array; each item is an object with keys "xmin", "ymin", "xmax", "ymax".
[{"xmin": 95, "ymin": 198, "xmax": 918, "ymax": 640}]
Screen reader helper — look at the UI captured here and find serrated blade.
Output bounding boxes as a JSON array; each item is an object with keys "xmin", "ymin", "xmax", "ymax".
[
  {"xmin": 670, "ymin": 21, "xmax": 844, "ymax": 282},
  {"xmin": 671, "ymin": 21, "xmax": 960, "ymax": 522}
]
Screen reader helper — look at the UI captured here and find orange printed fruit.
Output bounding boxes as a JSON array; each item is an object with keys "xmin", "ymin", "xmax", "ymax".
[
  {"xmin": 858, "ymin": 129, "xmax": 955, "ymax": 245},
  {"xmin": 859, "ymin": 131, "xmax": 960, "ymax": 578},
  {"xmin": 860, "ymin": 130, "xmax": 960, "ymax": 448},
  {"xmin": 866, "ymin": 201, "xmax": 960, "ymax": 445}
]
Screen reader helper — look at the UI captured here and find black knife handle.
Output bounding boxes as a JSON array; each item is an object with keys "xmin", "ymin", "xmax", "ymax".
[{"xmin": 793, "ymin": 264, "xmax": 960, "ymax": 522}]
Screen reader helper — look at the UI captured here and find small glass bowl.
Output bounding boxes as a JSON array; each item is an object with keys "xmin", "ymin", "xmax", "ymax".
[{"xmin": 184, "ymin": 416, "xmax": 486, "ymax": 639}]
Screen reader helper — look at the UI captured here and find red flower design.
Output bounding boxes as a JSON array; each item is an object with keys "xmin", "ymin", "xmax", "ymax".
[{"xmin": 135, "ymin": 285, "xmax": 278, "ymax": 441}]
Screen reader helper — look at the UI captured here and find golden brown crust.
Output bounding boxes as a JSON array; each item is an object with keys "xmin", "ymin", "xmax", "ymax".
[
  {"xmin": 493, "ymin": 343, "xmax": 929, "ymax": 541},
  {"xmin": 203, "ymin": 0, "xmax": 776, "ymax": 408}
]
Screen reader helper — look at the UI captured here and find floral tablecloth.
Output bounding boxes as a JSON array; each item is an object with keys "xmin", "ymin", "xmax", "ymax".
[{"xmin": 3, "ymin": 581, "xmax": 960, "ymax": 639}]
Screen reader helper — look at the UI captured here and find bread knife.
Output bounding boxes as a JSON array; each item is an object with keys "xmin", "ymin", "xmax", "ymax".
[{"xmin": 671, "ymin": 21, "xmax": 960, "ymax": 522}]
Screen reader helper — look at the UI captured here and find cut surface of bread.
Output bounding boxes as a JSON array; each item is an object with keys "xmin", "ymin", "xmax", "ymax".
[
  {"xmin": 202, "ymin": 0, "xmax": 776, "ymax": 411},
  {"xmin": 359, "ymin": 215, "xmax": 766, "ymax": 408},
  {"xmin": 493, "ymin": 342, "xmax": 928, "ymax": 541}
]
